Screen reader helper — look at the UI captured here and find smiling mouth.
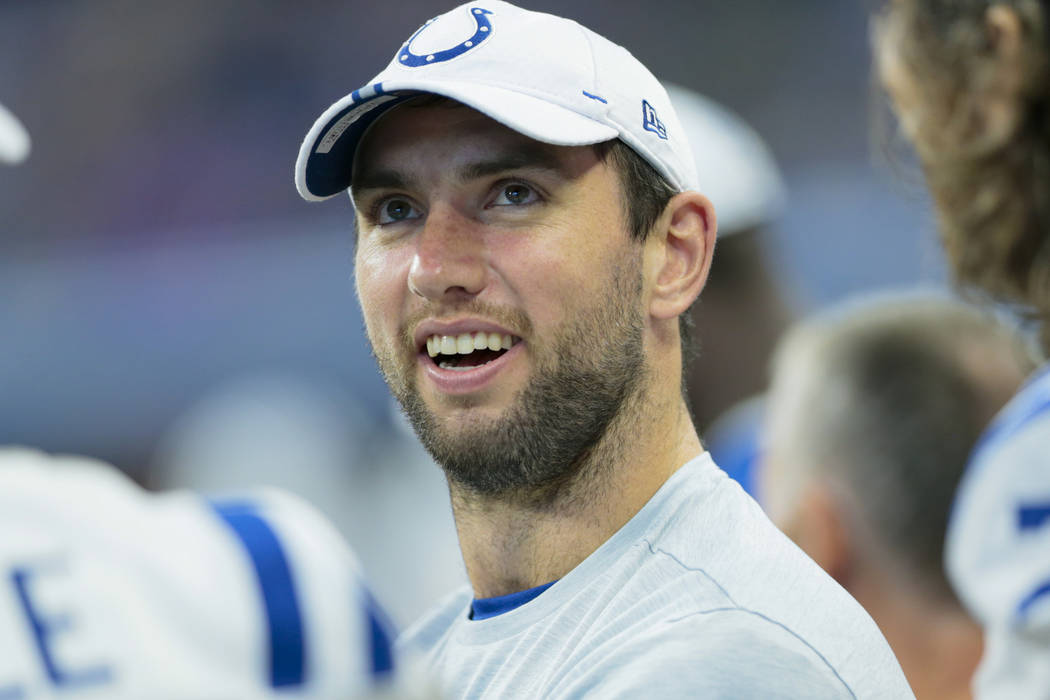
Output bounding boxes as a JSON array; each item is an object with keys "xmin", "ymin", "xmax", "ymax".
[{"xmin": 424, "ymin": 332, "xmax": 521, "ymax": 371}]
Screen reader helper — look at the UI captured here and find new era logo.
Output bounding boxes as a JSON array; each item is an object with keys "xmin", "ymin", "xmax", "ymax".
[{"xmin": 642, "ymin": 100, "xmax": 667, "ymax": 140}]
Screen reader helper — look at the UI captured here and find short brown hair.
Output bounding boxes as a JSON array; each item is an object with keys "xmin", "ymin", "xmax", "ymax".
[{"xmin": 593, "ymin": 140, "xmax": 697, "ymax": 377}]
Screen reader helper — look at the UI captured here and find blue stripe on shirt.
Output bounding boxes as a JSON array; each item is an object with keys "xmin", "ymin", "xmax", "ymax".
[
  {"xmin": 471, "ymin": 581, "xmax": 556, "ymax": 620},
  {"xmin": 365, "ymin": 591, "xmax": 394, "ymax": 677},
  {"xmin": 211, "ymin": 500, "xmax": 305, "ymax": 688}
]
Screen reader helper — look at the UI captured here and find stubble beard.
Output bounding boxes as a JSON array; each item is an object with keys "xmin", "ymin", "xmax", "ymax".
[{"xmin": 372, "ymin": 261, "xmax": 648, "ymax": 505}]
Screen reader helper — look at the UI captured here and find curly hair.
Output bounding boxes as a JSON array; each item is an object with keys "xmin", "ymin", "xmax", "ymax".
[{"xmin": 875, "ymin": 0, "xmax": 1050, "ymax": 351}]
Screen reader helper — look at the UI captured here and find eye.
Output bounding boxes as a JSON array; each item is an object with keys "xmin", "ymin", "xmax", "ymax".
[
  {"xmin": 491, "ymin": 182, "xmax": 539, "ymax": 207},
  {"xmin": 376, "ymin": 197, "xmax": 422, "ymax": 224}
]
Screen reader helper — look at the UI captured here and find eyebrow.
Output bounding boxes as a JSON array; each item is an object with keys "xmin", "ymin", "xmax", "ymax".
[
  {"xmin": 352, "ymin": 143, "xmax": 570, "ymax": 197},
  {"xmin": 456, "ymin": 145, "xmax": 566, "ymax": 181}
]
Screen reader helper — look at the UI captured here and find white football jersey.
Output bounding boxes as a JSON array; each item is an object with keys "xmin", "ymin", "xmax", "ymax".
[
  {"xmin": 0, "ymin": 447, "xmax": 396, "ymax": 700},
  {"xmin": 947, "ymin": 366, "xmax": 1050, "ymax": 699}
]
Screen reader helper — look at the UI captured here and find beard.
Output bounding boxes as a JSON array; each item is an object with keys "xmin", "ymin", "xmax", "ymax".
[{"xmin": 371, "ymin": 260, "xmax": 648, "ymax": 502}]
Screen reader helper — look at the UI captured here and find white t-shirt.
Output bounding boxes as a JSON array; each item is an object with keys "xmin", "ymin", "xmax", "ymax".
[
  {"xmin": 0, "ymin": 447, "xmax": 398, "ymax": 700},
  {"xmin": 946, "ymin": 366, "xmax": 1050, "ymax": 700},
  {"xmin": 400, "ymin": 453, "xmax": 913, "ymax": 698}
]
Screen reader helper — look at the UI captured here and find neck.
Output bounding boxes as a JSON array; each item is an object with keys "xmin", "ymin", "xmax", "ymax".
[
  {"xmin": 850, "ymin": 567, "xmax": 982, "ymax": 700},
  {"xmin": 449, "ymin": 379, "xmax": 701, "ymax": 599}
]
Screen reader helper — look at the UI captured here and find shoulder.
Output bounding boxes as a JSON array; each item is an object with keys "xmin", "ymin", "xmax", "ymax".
[
  {"xmin": 397, "ymin": 585, "xmax": 472, "ymax": 655},
  {"xmin": 564, "ymin": 608, "xmax": 855, "ymax": 698},
  {"xmin": 631, "ymin": 456, "xmax": 910, "ymax": 696},
  {"xmin": 0, "ymin": 446, "xmax": 140, "ymax": 505},
  {"xmin": 0, "ymin": 448, "xmax": 397, "ymax": 696},
  {"xmin": 207, "ymin": 489, "xmax": 397, "ymax": 681},
  {"xmin": 0, "ymin": 447, "xmax": 368, "ymax": 596},
  {"xmin": 970, "ymin": 365, "xmax": 1050, "ymax": 468},
  {"xmin": 947, "ymin": 367, "xmax": 1050, "ymax": 630}
]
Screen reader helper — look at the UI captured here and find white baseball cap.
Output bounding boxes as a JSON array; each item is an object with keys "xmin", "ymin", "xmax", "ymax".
[
  {"xmin": 0, "ymin": 100, "xmax": 30, "ymax": 165},
  {"xmin": 295, "ymin": 0, "xmax": 698, "ymax": 201},
  {"xmin": 664, "ymin": 83, "xmax": 785, "ymax": 235}
]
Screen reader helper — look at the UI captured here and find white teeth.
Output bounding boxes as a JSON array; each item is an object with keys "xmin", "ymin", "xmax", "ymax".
[
  {"xmin": 425, "ymin": 332, "xmax": 518, "ymax": 361},
  {"xmin": 457, "ymin": 333, "xmax": 473, "ymax": 354}
]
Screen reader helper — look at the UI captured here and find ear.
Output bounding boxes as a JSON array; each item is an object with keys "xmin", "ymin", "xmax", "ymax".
[
  {"xmin": 788, "ymin": 485, "xmax": 852, "ymax": 585},
  {"xmin": 646, "ymin": 191, "xmax": 716, "ymax": 321}
]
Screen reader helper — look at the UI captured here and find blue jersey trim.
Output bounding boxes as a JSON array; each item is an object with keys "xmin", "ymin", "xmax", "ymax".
[
  {"xmin": 952, "ymin": 368, "xmax": 1050, "ymax": 534},
  {"xmin": 211, "ymin": 500, "xmax": 306, "ymax": 688},
  {"xmin": 971, "ymin": 365, "xmax": 1050, "ymax": 460},
  {"xmin": 972, "ymin": 397, "xmax": 1050, "ymax": 461},
  {"xmin": 1019, "ymin": 503, "xmax": 1050, "ymax": 530},
  {"xmin": 364, "ymin": 591, "xmax": 395, "ymax": 678},
  {"xmin": 471, "ymin": 581, "xmax": 556, "ymax": 620},
  {"xmin": 1018, "ymin": 579, "xmax": 1050, "ymax": 618}
]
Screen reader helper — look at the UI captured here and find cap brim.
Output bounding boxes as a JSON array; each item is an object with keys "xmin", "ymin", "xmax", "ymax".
[{"xmin": 295, "ymin": 80, "xmax": 618, "ymax": 201}]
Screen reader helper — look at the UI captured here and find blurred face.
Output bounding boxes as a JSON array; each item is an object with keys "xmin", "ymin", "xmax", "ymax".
[{"xmin": 351, "ymin": 101, "xmax": 649, "ymax": 496}]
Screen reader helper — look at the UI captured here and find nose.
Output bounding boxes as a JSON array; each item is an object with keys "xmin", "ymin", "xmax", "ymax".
[{"xmin": 407, "ymin": 204, "xmax": 487, "ymax": 301}]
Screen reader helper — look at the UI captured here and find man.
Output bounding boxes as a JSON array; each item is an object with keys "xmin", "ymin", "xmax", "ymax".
[
  {"xmin": 1, "ymin": 102, "xmax": 399, "ymax": 699},
  {"xmin": 874, "ymin": 1, "xmax": 1050, "ymax": 696},
  {"xmin": 295, "ymin": 2, "xmax": 912, "ymax": 696},
  {"xmin": 760, "ymin": 294, "xmax": 1034, "ymax": 699}
]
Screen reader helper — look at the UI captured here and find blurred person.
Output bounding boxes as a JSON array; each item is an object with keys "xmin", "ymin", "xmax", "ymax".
[
  {"xmin": 0, "ymin": 101, "xmax": 30, "ymax": 166},
  {"xmin": 874, "ymin": 1, "xmax": 1050, "ymax": 696},
  {"xmin": 668, "ymin": 83, "xmax": 792, "ymax": 429},
  {"xmin": 0, "ymin": 101, "xmax": 404, "ymax": 699},
  {"xmin": 295, "ymin": 2, "xmax": 911, "ymax": 696},
  {"xmin": 760, "ymin": 294, "xmax": 1034, "ymax": 699},
  {"xmin": 667, "ymin": 83, "xmax": 795, "ymax": 494},
  {"xmin": 152, "ymin": 373, "xmax": 466, "ymax": 629}
]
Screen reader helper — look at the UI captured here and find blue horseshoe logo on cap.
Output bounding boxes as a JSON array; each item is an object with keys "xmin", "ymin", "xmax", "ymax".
[{"xmin": 399, "ymin": 7, "xmax": 494, "ymax": 67}]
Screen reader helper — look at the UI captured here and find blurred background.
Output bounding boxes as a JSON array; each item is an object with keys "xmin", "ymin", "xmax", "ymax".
[{"xmin": 0, "ymin": 0, "xmax": 945, "ymax": 625}]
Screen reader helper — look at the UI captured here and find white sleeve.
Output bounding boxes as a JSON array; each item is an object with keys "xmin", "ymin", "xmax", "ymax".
[
  {"xmin": 0, "ymin": 447, "xmax": 398, "ymax": 699},
  {"xmin": 561, "ymin": 609, "xmax": 857, "ymax": 699}
]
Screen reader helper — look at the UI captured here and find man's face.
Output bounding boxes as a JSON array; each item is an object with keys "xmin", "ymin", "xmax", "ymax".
[{"xmin": 351, "ymin": 101, "xmax": 650, "ymax": 497}]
